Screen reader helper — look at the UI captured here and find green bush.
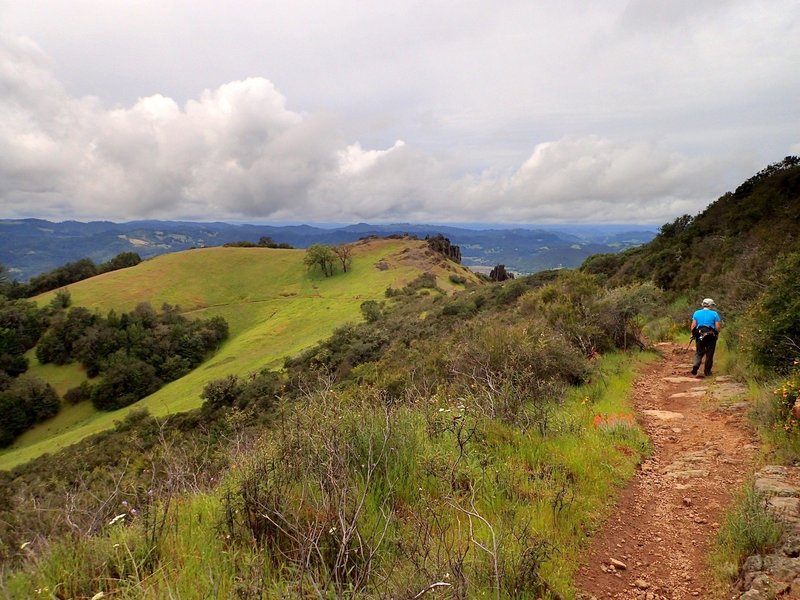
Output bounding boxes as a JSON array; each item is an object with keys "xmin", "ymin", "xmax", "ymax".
[
  {"xmin": 744, "ymin": 252, "xmax": 800, "ymax": 373},
  {"xmin": 449, "ymin": 274, "xmax": 467, "ymax": 285},
  {"xmin": 0, "ymin": 376, "xmax": 60, "ymax": 446},
  {"xmin": 90, "ymin": 355, "xmax": 161, "ymax": 411}
]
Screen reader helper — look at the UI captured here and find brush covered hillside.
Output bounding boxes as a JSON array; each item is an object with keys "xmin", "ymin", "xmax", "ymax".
[
  {"xmin": 0, "ymin": 237, "xmax": 479, "ymax": 470},
  {"xmin": 0, "ymin": 246, "xmax": 661, "ymax": 597},
  {"xmin": 584, "ymin": 156, "xmax": 800, "ymax": 310}
]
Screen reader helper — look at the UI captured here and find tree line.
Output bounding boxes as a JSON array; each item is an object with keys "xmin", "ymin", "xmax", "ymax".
[
  {"xmin": 222, "ymin": 236, "xmax": 294, "ymax": 249},
  {"xmin": 0, "ymin": 291, "xmax": 228, "ymax": 447}
]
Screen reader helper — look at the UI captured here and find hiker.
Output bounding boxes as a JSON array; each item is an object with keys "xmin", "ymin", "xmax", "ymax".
[{"xmin": 690, "ymin": 298, "xmax": 721, "ymax": 377}]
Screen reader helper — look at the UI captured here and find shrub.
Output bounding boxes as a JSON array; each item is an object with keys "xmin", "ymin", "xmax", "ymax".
[
  {"xmin": 744, "ymin": 252, "xmax": 800, "ymax": 373},
  {"xmin": 449, "ymin": 274, "xmax": 467, "ymax": 285},
  {"xmin": 518, "ymin": 271, "xmax": 612, "ymax": 354},
  {"xmin": 91, "ymin": 356, "xmax": 161, "ymax": 411},
  {"xmin": 405, "ymin": 272, "xmax": 437, "ymax": 292},
  {"xmin": 447, "ymin": 320, "xmax": 588, "ymax": 428},
  {"xmin": 360, "ymin": 300, "xmax": 383, "ymax": 323},
  {"xmin": 64, "ymin": 381, "xmax": 93, "ymax": 405},
  {"xmin": 201, "ymin": 375, "xmax": 243, "ymax": 411},
  {"xmin": 597, "ymin": 282, "xmax": 662, "ymax": 350},
  {"xmin": 0, "ymin": 376, "xmax": 60, "ymax": 446}
]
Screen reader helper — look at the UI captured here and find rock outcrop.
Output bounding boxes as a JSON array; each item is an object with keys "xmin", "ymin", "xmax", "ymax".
[
  {"xmin": 425, "ymin": 234, "xmax": 461, "ymax": 263},
  {"xmin": 489, "ymin": 264, "xmax": 514, "ymax": 281}
]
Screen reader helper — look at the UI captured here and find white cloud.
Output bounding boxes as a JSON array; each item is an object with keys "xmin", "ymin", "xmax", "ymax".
[{"xmin": 0, "ymin": 16, "xmax": 796, "ymax": 225}]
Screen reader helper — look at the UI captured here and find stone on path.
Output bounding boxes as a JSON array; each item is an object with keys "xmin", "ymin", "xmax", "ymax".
[
  {"xmin": 642, "ymin": 409, "xmax": 684, "ymax": 420},
  {"xmin": 670, "ymin": 391, "xmax": 706, "ymax": 399},
  {"xmin": 663, "ymin": 376, "xmax": 700, "ymax": 383}
]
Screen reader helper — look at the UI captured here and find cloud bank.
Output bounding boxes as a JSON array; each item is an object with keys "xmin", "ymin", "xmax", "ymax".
[{"xmin": 0, "ymin": 25, "xmax": 794, "ymax": 224}]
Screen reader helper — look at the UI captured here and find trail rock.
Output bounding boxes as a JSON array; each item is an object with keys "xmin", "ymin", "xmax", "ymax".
[
  {"xmin": 609, "ymin": 557, "xmax": 627, "ymax": 570},
  {"xmin": 782, "ymin": 535, "xmax": 800, "ymax": 557},
  {"xmin": 642, "ymin": 410, "xmax": 684, "ymax": 420},
  {"xmin": 738, "ymin": 466, "xmax": 800, "ymax": 598}
]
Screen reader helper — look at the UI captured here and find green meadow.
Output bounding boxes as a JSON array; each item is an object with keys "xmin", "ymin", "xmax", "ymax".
[{"xmin": 0, "ymin": 239, "xmax": 475, "ymax": 470}]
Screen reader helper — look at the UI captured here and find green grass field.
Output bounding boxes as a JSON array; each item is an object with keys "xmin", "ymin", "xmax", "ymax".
[{"xmin": 1, "ymin": 239, "xmax": 478, "ymax": 470}]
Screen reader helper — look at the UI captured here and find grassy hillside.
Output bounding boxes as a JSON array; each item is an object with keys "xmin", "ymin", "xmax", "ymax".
[{"xmin": 0, "ymin": 238, "xmax": 478, "ymax": 470}]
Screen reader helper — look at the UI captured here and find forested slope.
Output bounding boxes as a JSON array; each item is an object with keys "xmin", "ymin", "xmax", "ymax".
[{"xmin": 584, "ymin": 156, "xmax": 800, "ymax": 310}]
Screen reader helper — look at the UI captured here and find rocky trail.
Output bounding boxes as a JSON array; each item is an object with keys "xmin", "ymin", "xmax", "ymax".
[{"xmin": 574, "ymin": 342, "xmax": 761, "ymax": 599}]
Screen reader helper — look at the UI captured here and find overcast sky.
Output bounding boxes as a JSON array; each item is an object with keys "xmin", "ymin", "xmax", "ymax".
[{"xmin": 1, "ymin": 0, "xmax": 798, "ymax": 225}]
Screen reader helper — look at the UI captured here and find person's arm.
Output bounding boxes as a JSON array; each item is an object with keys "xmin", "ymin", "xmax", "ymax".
[
  {"xmin": 691, "ymin": 318, "xmax": 697, "ymax": 331},
  {"xmin": 715, "ymin": 315, "xmax": 721, "ymax": 332}
]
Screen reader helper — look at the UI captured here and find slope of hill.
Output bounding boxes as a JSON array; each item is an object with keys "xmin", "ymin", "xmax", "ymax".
[
  {"xmin": 0, "ymin": 218, "xmax": 655, "ymax": 280},
  {"xmin": 0, "ymin": 237, "xmax": 479, "ymax": 470},
  {"xmin": 583, "ymin": 156, "xmax": 800, "ymax": 310}
]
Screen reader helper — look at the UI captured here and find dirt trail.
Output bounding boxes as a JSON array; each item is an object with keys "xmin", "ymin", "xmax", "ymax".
[{"xmin": 575, "ymin": 342, "xmax": 759, "ymax": 600}]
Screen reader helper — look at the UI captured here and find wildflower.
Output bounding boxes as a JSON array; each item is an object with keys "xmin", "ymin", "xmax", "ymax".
[
  {"xmin": 121, "ymin": 500, "xmax": 128, "ymax": 507},
  {"xmin": 130, "ymin": 508, "xmax": 138, "ymax": 515},
  {"xmin": 108, "ymin": 513, "xmax": 126, "ymax": 526},
  {"xmin": 19, "ymin": 541, "xmax": 31, "ymax": 550}
]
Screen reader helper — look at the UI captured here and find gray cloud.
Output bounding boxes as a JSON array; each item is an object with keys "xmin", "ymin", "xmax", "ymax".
[{"xmin": 0, "ymin": 0, "xmax": 799, "ymax": 224}]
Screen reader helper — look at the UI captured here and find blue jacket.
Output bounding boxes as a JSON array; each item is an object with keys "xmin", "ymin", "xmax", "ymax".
[{"xmin": 692, "ymin": 308, "xmax": 720, "ymax": 330}]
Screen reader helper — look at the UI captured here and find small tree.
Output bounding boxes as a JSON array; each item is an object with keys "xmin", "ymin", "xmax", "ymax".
[
  {"xmin": 333, "ymin": 244, "xmax": 353, "ymax": 273},
  {"xmin": 360, "ymin": 300, "xmax": 383, "ymax": 323},
  {"xmin": 304, "ymin": 244, "xmax": 336, "ymax": 277}
]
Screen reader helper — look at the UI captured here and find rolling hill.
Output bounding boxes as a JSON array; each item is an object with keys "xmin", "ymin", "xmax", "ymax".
[{"xmin": 0, "ymin": 237, "xmax": 478, "ymax": 470}]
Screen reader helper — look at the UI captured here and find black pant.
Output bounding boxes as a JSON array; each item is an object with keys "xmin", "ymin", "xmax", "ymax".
[{"xmin": 693, "ymin": 335, "xmax": 717, "ymax": 375}]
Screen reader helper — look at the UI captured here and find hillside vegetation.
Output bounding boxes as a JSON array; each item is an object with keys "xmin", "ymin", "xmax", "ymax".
[
  {"xmin": 0, "ymin": 255, "xmax": 658, "ymax": 598},
  {"xmin": 0, "ymin": 238, "xmax": 478, "ymax": 470},
  {"xmin": 584, "ymin": 156, "xmax": 800, "ymax": 310}
]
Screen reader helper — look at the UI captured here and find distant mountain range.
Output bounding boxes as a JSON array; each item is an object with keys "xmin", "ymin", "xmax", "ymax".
[{"xmin": 0, "ymin": 218, "xmax": 657, "ymax": 281}]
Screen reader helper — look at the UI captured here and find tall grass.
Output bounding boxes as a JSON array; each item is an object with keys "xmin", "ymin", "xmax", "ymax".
[
  {"xmin": 710, "ymin": 485, "xmax": 783, "ymax": 584},
  {"xmin": 2, "ymin": 351, "xmax": 653, "ymax": 599}
]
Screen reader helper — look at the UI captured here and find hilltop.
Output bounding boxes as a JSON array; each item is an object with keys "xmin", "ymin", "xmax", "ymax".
[{"xmin": 0, "ymin": 237, "xmax": 479, "ymax": 470}]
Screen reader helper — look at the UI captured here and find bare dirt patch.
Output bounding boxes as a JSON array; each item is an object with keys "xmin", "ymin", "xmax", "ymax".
[{"xmin": 575, "ymin": 343, "xmax": 759, "ymax": 599}]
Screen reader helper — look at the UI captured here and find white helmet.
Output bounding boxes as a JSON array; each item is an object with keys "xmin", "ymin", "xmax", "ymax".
[{"xmin": 702, "ymin": 298, "xmax": 716, "ymax": 307}]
